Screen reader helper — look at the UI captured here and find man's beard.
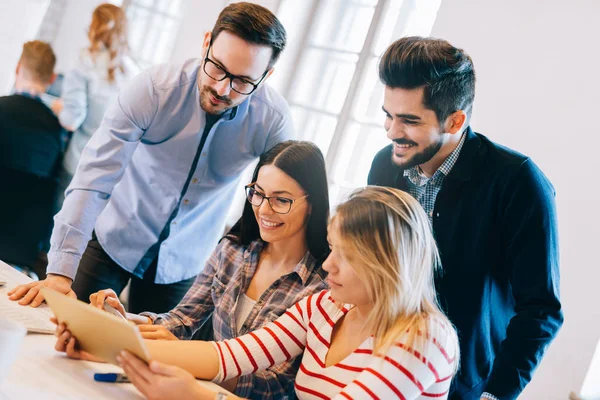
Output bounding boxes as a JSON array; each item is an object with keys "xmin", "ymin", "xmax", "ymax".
[
  {"xmin": 199, "ymin": 86, "xmax": 233, "ymax": 115},
  {"xmin": 391, "ymin": 136, "xmax": 444, "ymax": 170}
]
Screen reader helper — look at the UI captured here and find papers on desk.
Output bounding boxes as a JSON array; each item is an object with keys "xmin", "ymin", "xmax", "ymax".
[{"xmin": 0, "ymin": 260, "xmax": 55, "ymax": 334}]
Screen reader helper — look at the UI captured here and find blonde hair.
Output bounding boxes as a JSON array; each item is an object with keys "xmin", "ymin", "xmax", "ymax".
[
  {"xmin": 332, "ymin": 186, "xmax": 459, "ymax": 371},
  {"xmin": 19, "ymin": 40, "xmax": 56, "ymax": 84},
  {"xmin": 88, "ymin": 3, "xmax": 128, "ymax": 82}
]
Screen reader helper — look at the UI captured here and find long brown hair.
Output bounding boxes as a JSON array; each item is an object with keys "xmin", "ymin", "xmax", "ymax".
[{"xmin": 88, "ymin": 3, "xmax": 128, "ymax": 82}]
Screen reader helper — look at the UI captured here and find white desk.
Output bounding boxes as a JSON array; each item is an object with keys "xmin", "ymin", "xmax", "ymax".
[{"xmin": 0, "ymin": 334, "xmax": 230, "ymax": 399}]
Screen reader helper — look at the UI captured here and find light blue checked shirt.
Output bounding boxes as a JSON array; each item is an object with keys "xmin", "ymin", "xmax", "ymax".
[
  {"xmin": 403, "ymin": 133, "xmax": 466, "ymax": 224},
  {"xmin": 47, "ymin": 59, "xmax": 294, "ymax": 283}
]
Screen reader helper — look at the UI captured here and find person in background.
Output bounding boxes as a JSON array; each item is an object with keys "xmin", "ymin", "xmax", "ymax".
[
  {"xmin": 53, "ymin": 3, "xmax": 137, "ymax": 209},
  {"xmin": 368, "ymin": 36, "xmax": 563, "ymax": 399},
  {"xmin": 9, "ymin": 2, "xmax": 294, "ymax": 312},
  {"xmin": 55, "ymin": 186, "xmax": 460, "ymax": 400},
  {"xmin": 84, "ymin": 140, "xmax": 330, "ymax": 399},
  {"xmin": 0, "ymin": 41, "xmax": 64, "ymax": 272},
  {"xmin": 0, "ymin": 40, "xmax": 62, "ymax": 180}
]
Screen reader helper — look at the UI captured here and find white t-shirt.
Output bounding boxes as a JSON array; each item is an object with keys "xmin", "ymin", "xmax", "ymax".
[{"xmin": 234, "ymin": 293, "xmax": 257, "ymax": 334}]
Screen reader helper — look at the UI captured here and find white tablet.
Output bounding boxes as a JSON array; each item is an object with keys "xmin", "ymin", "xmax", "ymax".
[{"xmin": 41, "ymin": 288, "xmax": 150, "ymax": 365}]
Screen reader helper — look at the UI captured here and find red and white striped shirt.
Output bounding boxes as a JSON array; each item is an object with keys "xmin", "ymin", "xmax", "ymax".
[{"xmin": 212, "ymin": 290, "xmax": 458, "ymax": 399}]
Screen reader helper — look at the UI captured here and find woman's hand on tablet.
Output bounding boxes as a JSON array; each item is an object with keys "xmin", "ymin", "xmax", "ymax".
[
  {"xmin": 118, "ymin": 351, "xmax": 223, "ymax": 400},
  {"xmin": 138, "ymin": 325, "xmax": 179, "ymax": 341},
  {"xmin": 90, "ymin": 289, "xmax": 126, "ymax": 318},
  {"xmin": 52, "ymin": 318, "xmax": 104, "ymax": 362}
]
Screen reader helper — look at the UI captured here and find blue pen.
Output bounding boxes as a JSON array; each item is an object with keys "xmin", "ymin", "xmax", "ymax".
[{"xmin": 93, "ymin": 373, "xmax": 130, "ymax": 383}]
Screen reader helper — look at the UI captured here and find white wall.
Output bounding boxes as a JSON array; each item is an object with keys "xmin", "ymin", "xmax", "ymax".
[
  {"xmin": 431, "ymin": 0, "xmax": 600, "ymax": 398},
  {"xmin": 0, "ymin": 0, "xmax": 50, "ymax": 94}
]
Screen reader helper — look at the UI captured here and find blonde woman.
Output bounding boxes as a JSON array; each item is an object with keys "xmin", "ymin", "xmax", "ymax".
[
  {"xmin": 56, "ymin": 186, "xmax": 459, "ymax": 399},
  {"xmin": 55, "ymin": 3, "xmax": 136, "ymax": 202}
]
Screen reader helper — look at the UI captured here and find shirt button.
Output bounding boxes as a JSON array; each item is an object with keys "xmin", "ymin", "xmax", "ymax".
[
  {"xmin": 172, "ymin": 221, "xmax": 177, "ymax": 225},
  {"xmin": 183, "ymin": 199, "xmax": 189, "ymax": 205},
  {"xmin": 192, "ymin": 178, "xmax": 198, "ymax": 183},
  {"xmin": 201, "ymin": 153, "xmax": 207, "ymax": 157}
]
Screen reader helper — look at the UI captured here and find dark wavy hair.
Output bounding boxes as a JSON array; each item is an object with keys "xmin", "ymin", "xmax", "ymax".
[
  {"xmin": 228, "ymin": 140, "xmax": 330, "ymax": 262},
  {"xmin": 379, "ymin": 36, "xmax": 476, "ymax": 124}
]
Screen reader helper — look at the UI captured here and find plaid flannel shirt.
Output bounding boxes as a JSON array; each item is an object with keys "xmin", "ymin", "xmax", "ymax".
[
  {"xmin": 141, "ymin": 236, "xmax": 327, "ymax": 399},
  {"xmin": 404, "ymin": 133, "xmax": 466, "ymax": 224}
]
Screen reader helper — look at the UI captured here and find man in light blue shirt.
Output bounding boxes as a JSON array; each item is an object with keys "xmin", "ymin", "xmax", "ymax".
[{"xmin": 9, "ymin": 2, "xmax": 294, "ymax": 312}]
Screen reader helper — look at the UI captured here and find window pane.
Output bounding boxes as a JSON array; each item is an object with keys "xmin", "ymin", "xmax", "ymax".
[
  {"xmin": 140, "ymin": 13, "xmax": 164, "ymax": 60},
  {"xmin": 374, "ymin": 0, "xmax": 442, "ymax": 55},
  {"xmin": 290, "ymin": 48, "xmax": 357, "ymax": 114},
  {"xmin": 352, "ymin": 56, "xmax": 384, "ymax": 124},
  {"xmin": 270, "ymin": 0, "xmax": 316, "ymax": 92},
  {"xmin": 150, "ymin": 17, "xmax": 176, "ymax": 64},
  {"xmin": 132, "ymin": 0, "xmax": 154, "ymax": 7},
  {"xmin": 327, "ymin": 183, "xmax": 356, "ymax": 209},
  {"xmin": 373, "ymin": 0, "xmax": 406, "ymax": 55},
  {"xmin": 311, "ymin": 0, "xmax": 375, "ymax": 53},
  {"xmin": 155, "ymin": 0, "xmax": 170, "ymax": 13},
  {"xmin": 350, "ymin": 0, "xmax": 378, "ymax": 5},
  {"xmin": 167, "ymin": 0, "xmax": 185, "ymax": 16},
  {"xmin": 155, "ymin": 0, "xmax": 184, "ymax": 17},
  {"xmin": 290, "ymin": 106, "xmax": 339, "ymax": 156},
  {"xmin": 127, "ymin": 6, "xmax": 151, "ymax": 55},
  {"xmin": 332, "ymin": 122, "xmax": 390, "ymax": 187}
]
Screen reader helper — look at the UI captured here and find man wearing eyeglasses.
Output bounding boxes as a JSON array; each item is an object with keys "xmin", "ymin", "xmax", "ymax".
[{"xmin": 9, "ymin": 2, "xmax": 294, "ymax": 313}]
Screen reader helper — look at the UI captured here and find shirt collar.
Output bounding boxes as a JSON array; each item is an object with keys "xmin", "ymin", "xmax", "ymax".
[
  {"xmin": 403, "ymin": 132, "xmax": 467, "ymax": 184},
  {"xmin": 15, "ymin": 90, "xmax": 43, "ymax": 102},
  {"xmin": 218, "ymin": 106, "xmax": 237, "ymax": 121},
  {"xmin": 291, "ymin": 251, "xmax": 317, "ymax": 286}
]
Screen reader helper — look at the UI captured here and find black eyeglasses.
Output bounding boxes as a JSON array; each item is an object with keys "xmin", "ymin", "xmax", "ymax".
[
  {"xmin": 245, "ymin": 185, "xmax": 308, "ymax": 215},
  {"xmin": 203, "ymin": 42, "xmax": 269, "ymax": 95}
]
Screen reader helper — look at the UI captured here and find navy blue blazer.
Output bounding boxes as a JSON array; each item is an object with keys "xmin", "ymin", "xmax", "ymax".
[
  {"xmin": 0, "ymin": 94, "xmax": 64, "ymax": 177},
  {"xmin": 368, "ymin": 128, "xmax": 563, "ymax": 399}
]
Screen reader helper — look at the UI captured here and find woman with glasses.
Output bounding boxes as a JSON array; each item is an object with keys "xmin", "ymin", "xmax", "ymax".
[
  {"xmin": 59, "ymin": 140, "xmax": 330, "ymax": 399},
  {"xmin": 57, "ymin": 186, "xmax": 460, "ymax": 400}
]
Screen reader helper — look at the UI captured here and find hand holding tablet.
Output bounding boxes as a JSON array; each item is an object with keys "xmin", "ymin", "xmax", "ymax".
[{"xmin": 42, "ymin": 288, "xmax": 150, "ymax": 365}]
